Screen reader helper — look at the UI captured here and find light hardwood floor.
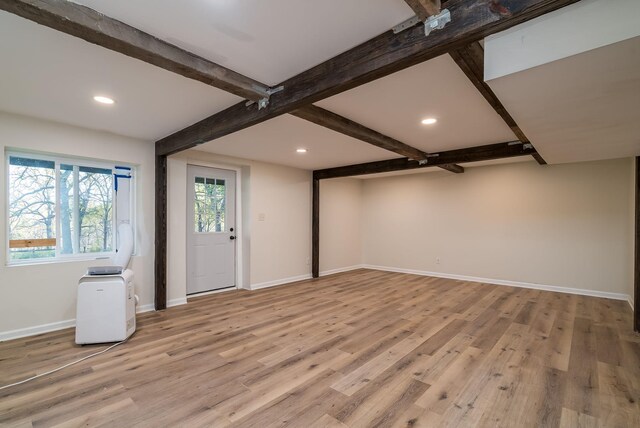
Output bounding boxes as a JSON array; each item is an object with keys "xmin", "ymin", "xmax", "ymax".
[{"xmin": 1, "ymin": 269, "xmax": 639, "ymax": 427}]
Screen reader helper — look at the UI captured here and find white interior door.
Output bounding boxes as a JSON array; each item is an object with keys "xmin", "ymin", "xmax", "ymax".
[{"xmin": 187, "ymin": 166, "xmax": 236, "ymax": 295}]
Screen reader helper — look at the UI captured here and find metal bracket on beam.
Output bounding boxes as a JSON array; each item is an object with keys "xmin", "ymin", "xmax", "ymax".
[
  {"xmin": 257, "ymin": 98, "xmax": 269, "ymax": 109},
  {"xmin": 392, "ymin": 9, "xmax": 451, "ymax": 37},
  {"xmin": 507, "ymin": 141, "xmax": 534, "ymax": 150},
  {"xmin": 392, "ymin": 16, "xmax": 422, "ymax": 34},
  {"xmin": 424, "ymin": 9, "xmax": 451, "ymax": 36},
  {"xmin": 267, "ymin": 85, "xmax": 285, "ymax": 96},
  {"xmin": 248, "ymin": 85, "xmax": 285, "ymax": 110},
  {"xmin": 418, "ymin": 159, "xmax": 429, "ymax": 166},
  {"xmin": 506, "ymin": 141, "xmax": 536, "ymax": 151}
]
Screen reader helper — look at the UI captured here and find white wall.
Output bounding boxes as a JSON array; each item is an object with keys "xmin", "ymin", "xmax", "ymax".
[
  {"xmin": 320, "ymin": 178, "xmax": 363, "ymax": 273},
  {"xmin": 167, "ymin": 150, "xmax": 315, "ymax": 294},
  {"xmin": 249, "ymin": 159, "xmax": 311, "ymax": 286},
  {"xmin": 362, "ymin": 159, "xmax": 634, "ymax": 297},
  {"xmin": 0, "ymin": 112, "xmax": 155, "ymax": 337}
]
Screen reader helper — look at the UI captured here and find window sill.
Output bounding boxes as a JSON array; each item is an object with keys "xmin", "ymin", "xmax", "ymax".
[{"xmin": 6, "ymin": 255, "xmax": 115, "ymax": 268}]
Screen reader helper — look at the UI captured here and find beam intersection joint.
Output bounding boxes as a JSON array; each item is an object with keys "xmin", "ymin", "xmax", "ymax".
[{"xmin": 250, "ymin": 85, "xmax": 285, "ymax": 110}]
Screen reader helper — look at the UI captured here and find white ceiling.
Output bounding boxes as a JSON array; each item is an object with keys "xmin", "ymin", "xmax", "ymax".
[
  {"xmin": 316, "ymin": 54, "xmax": 517, "ymax": 153},
  {"xmin": 487, "ymin": 36, "xmax": 640, "ymax": 164},
  {"xmin": 0, "ymin": 11, "xmax": 241, "ymax": 141},
  {"xmin": 71, "ymin": 0, "xmax": 414, "ymax": 86},
  {"xmin": 485, "ymin": 0, "xmax": 640, "ymax": 165},
  {"xmin": 198, "ymin": 114, "xmax": 401, "ymax": 170}
]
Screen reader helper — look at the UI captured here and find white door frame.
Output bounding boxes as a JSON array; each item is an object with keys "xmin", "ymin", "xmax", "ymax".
[{"xmin": 185, "ymin": 161, "xmax": 244, "ymax": 292}]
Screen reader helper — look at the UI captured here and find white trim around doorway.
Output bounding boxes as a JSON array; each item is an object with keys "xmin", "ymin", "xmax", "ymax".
[{"xmin": 185, "ymin": 160, "xmax": 246, "ymax": 291}]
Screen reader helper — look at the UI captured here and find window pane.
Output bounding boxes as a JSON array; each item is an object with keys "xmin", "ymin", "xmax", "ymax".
[
  {"xmin": 7, "ymin": 154, "xmax": 127, "ymax": 263},
  {"xmin": 8, "ymin": 156, "xmax": 56, "ymax": 260},
  {"xmin": 214, "ymin": 179, "xmax": 225, "ymax": 232},
  {"xmin": 194, "ymin": 178, "xmax": 207, "ymax": 233},
  {"xmin": 194, "ymin": 176, "xmax": 226, "ymax": 233},
  {"xmin": 78, "ymin": 168, "xmax": 113, "ymax": 253}
]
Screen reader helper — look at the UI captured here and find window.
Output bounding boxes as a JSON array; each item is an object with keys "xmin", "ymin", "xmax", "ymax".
[
  {"xmin": 194, "ymin": 176, "xmax": 226, "ymax": 233},
  {"xmin": 7, "ymin": 153, "xmax": 131, "ymax": 263}
]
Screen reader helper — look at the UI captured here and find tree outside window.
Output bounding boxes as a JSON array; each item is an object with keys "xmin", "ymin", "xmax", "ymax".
[{"xmin": 8, "ymin": 155, "xmax": 118, "ymax": 262}]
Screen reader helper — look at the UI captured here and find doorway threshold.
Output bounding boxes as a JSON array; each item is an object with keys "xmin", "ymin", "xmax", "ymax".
[{"xmin": 187, "ymin": 286, "xmax": 237, "ymax": 300}]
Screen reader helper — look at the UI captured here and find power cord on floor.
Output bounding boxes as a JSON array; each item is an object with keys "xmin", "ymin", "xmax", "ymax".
[{"xmin": 0, "ymin": 339, "xmax": 128, "ymax": 392}]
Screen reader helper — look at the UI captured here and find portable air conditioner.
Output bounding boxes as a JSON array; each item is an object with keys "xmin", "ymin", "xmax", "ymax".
[
  {"xmin": 75, "ymin": 224, "xmax": 137, "ymax": 344},
  {"xmin": 75, "ymin": 269, "xmax": 136, "ymax": 344}
]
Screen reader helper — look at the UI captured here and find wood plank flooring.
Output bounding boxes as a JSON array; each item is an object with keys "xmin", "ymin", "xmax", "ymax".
[{"xmin": 1, "ymin": 269, "xmax": 638, "ymax": 427}]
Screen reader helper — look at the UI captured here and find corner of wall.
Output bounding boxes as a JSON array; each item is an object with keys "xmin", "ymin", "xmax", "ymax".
[{"xmin": 630, "ymin": 157, "xmax": 636, "ymax": 313}]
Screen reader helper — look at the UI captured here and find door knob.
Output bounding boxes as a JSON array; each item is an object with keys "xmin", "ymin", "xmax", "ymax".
[{"xmin": 230, "ymin": 236, "xmax": 236, "ymax": 240}]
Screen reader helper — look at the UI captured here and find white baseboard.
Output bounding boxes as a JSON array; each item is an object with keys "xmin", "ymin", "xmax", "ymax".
[
  {"xmin": 249, "ymin": 265, "xmax": 365, "ymax": 291},
  {"xmin": 320, "ymin": 265, "xmax": 365, "ymax": 276},
  {"xmin": 136, "ymin": 303, "xmax": 154, "ymax": 313},
  {"xmin": 136, "ymin": 297, "xmax": 188, "ymax": 313},
  {"xmin": 629, "ymin": 296, "xmax": 635, "ymax": 311},
  {"xmin": 250, "ymin": 274, "xmax": 313, "ymax": 290},
  {"xmin": 0, "ymin": 297, "xmax": 189, "ymax": 342},
  {"xmin": 0, "ymin": 319, "xmax": 76, "ymax": 342},
  {"xmin": 363, "ymin": 264, "xmax": 633, "ymax": 304},
  {"xmin": 168, "ymin": 297, "xmax": 188, "ymax": 308}
]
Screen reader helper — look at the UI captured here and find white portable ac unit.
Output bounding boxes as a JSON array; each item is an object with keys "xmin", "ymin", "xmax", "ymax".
[
  {"xmin": 75, "ymin": 223, "xmax": 137, "ymax": 344},
  {"xmin": 75, "ymin": 269, "xmax": 136, "ymax": 344}
]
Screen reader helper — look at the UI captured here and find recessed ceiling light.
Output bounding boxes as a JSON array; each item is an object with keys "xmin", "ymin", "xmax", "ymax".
[
  {"xmin": 93, "ymin": 96, "xmax": 115, "ymax": 105},
  {"xmin": 296, "ymin": 148, "xmax": 308, "ymax": 153},
  {"xmin": 421, "ymin": 118, "xmax": 437, "ymax": 125}
]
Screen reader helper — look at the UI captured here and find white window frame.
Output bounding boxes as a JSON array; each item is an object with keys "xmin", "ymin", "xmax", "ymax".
[{"xmin": 5, "ymin": 150, "xmax": 135, "ymax": 266}]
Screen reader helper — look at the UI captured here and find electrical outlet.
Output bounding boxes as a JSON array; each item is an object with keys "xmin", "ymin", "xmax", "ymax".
[
  {"xmin": 436, "ymin": 257, "xmax": 441, "ymax": 265},
  {"xmin": 258, "ymin": 213, "xmax": 266, "ymax": 221}
]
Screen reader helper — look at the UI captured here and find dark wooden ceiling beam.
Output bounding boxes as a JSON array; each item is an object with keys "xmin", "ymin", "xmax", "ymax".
[
  {"xmin": 449, "ymin": 41, "xmax": 547, "ymax": 165},
  {"xmin": 404, "ymin": 0, "xmax": 442, "ymax": 20},
  {"xmin": 0, "ymin": 0, "xmax": 270, "ymax": 101},
  {"xmin": 156, "ymin": 0, "xmax": 580, "ymax": 156},
  {"xmin": 313, "ymin": 141, "xmax": 536, "ymax": 180},
  {"xmin": 292, "ymin": 105, "xmax": 464, "ymax": 173}
]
